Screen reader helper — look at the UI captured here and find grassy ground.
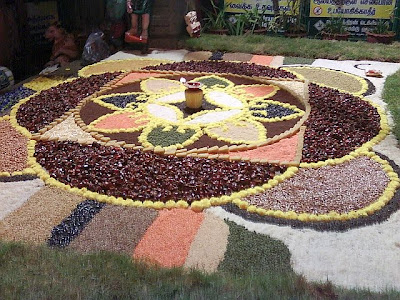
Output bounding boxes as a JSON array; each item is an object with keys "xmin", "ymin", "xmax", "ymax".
[
  {"xmin": 183, "ymin": 34, "xmax": 400, "ymax": 62},
  {"xmin": 383, "ymin": 69, "xmax": 400, "ymax": 142},
  {"xmin": 2, "ymin": 240, "xmax": 400, "ymax": 299}
]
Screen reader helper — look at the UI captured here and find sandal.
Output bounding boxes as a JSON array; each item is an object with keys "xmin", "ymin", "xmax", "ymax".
[
  {"xmin": 138, "ymin": 36, "xmax": 148, "ymax": 44},
  {"xmin": 125, "ymin": 32, "xmax": 141, "ymax": 43}
]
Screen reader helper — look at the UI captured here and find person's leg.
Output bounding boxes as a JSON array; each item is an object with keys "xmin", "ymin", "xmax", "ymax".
[
  {"xmin": 127, "ymin": 13, "xmax": 139, "ymax": 36},
  {"xmin": 140, "ymin": 13, "xmax": 150, "ymax": 39}
]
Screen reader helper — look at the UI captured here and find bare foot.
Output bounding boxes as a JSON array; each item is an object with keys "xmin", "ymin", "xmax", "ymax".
[
  {"xmin": 126, "ymin": 28, "xmax": 138, "ymax": 36},
  {"xmin": 140, "ymin": 29, "xmax": 148, "ymax": 40}
]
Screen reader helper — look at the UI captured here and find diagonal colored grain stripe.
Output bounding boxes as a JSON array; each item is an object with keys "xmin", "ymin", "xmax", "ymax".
[
  {"xmin": 133, "ymin": 208, "xmax": 204, "ymax": 268},
  {"xmin": 47, "ymin": 200, "xmax": 106, "ymax": 248},
  {"xmin": 184, "ymin": 210, "xmax": 229, "ymax": 273},
  {"xmin": 69, "ymin": 206, "xmax": 158, "ymax": 255},
  {"xmin": 250, "ymin": 55, "xmax": 274, "ymax": 66}
]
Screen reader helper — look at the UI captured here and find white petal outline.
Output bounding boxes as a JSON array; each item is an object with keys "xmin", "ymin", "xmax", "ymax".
[
  {"xmin": 185, "ymin": 109, "xmax": 242, "ymax": 125},
  {"xmin": 154, "ymin": 91, "xmax": 186, "ymax": 103},
  {"xmin": 146, "ymin": 103, "xmax": 183, "ymax": 122},
  {"xmin": 206, "ymin": 91, "xmax": 244, "ymax": 109}
]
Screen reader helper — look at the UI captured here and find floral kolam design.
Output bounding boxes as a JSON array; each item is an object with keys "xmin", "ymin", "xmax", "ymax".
[{"xmin": 1, "ymin": 59, "xmax": 398, "ymax": 230}]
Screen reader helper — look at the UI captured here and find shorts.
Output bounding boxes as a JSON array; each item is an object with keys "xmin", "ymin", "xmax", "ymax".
[{"xmin": 127, "ymin": 0, "xmax": 153, "ymax": 15}]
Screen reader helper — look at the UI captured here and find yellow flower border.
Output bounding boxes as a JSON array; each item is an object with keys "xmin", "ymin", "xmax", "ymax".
[
  {"xmin": 204, "ymin": 117, "xmax": 267, "ymax": 145},
  {"xmin": 284, "ymin": 66, "xmax": 369, "ymax": 96},
  {"xmin": 91, "ymin": 92, "xmax": 148, "ymax": 112},
  {"xmin": 3, "ymin": 64, "xmax": 397, "ymax": 223},
  {"xmin": 139, "ymin": 123, "xmax": 203, "ymax": 150},
  {"xmin": 78, "ymin": 58, "xmax": 174, "ymax": 77},
  {"xmin": 88, "ymin": 111, "xmax": 150, "ymax": 134},
  {"xmin": 192, "ymin": 74, "xmax": 235, "ymax": 90},
  {"xmin": 235, "ymin": 152, "xmax": 400, "ymax": 222},
  {"xmin": 249, "ymin": 99, "xmax": 305, "ymax": 123},
  {"xmin": 0, "ymin": 115, "xmax": 36, "ymax": 177},
  {"xmin": 25, "ymin": 139, "xmax": 300, "ymax": 212},
  {"xmin": 140, "ymin": 77, "xmax": 186, "ymax": 95},
  {"xmin": 230, "ymin": 84, "xmax": 280, "ymax": 100},
  {"xmin": 72, "ymin": 71, "xmax": 310, "ymax": 160},
  {"xmin": 23, "ymin": 76, "xmax": 70, "ymax": 92}
]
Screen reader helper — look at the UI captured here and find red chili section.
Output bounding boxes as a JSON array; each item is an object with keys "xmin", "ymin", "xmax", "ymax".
[
  {"xmin": 302, "ymin": 84, "xmax": 381, "ymax": 163},
  {"xmin": 16, "ymin": 73, "xmax": 120, "ymax": 133},
  {"xmin": 144, "ymin": 61, "xmax": 297, "ymax": 79},
  {"xmin": 34, "ymin": 141, "xmax": 286, "ymax": 203}
]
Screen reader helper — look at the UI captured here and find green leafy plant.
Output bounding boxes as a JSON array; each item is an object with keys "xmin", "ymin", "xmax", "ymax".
[
  {"xmin": 370, "ymin": 19, "xmax": 391, "ymax": 34},
  {"xmin": 202, "ymin": 0, "xmax": 232, "ymax": 32},
  {"xmin": 268, "ymin": 0, "xmax": 306, "ymax": 34},
  {"xmin": 229, "ymin": 7, "xmax": 267, "ymax": 36},
  {"xmin": 243, "ymin": 7, "xmax": 268, "ymax": 33},
  {"xmin": 322, "ymin": 15, "xmax": 348, "ymax": 34},
  {"xmin": 369, "ymin": 7, "xmax": 399, "ymax": 34}
]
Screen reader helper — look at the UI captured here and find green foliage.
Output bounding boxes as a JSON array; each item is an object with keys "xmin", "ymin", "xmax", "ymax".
[
  {"xmin": 382, "ymin": 69, "xmax": 400, "ymax": 142},
  {"xmin": 268, "ymin": 0, "xmax": 306, "ymax": 33},
  {"xmin": 202, "ymin": 0, "xmax": 232, "ymax": 31},
  {"xmin": 323, "ymin": 15, "xmax": 348, "ymax": 34},
  {"xmin": 283, "ymin": 56, "xmax": 315, "ymax": 65},
  {"xmin": 2, "ymin": 237, "xmax": 400, "ymax": 298},
  {"xmin": 243, "ymin": 7, "xmax": 267, "ymax": 33},
  {"xmin": 183, "ymin": 34, "xmax": 400, "ymax": 62},
  {"xmin": 370, "ymin": 7, "xmax": 398, "ymax": 34},
  {"xmin": 371, "ymin": 19, "xmax": 391, "ymax": 34}
]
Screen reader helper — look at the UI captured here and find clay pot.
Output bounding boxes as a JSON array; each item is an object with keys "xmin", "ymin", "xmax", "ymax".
[
  {"xmin": 366, "ymin": 31, "xmax": 396, "ymax": 44},
  {"xmin": 207, "ymin": 28, "xmax": 229, "ymax": 35},
  {"xmin": 244, "ymin": 28, "xmax": 268, "ymax": 35},
  {"xmin": 185, "ymin": 82, "xmax": 203, "ymax": 109},
  {"xmin": 321, "ymin": 32, "xmax": 350, "ymax": 41},
  {"xmin": 284, "ymin": 31, "xmax": 307, "ymax": 38}
]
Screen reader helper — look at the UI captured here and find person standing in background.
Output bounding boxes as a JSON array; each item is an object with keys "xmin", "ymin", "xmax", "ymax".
[{"xmin": 125, "ymin": 0, "xmax": 154, "ymax": 43}]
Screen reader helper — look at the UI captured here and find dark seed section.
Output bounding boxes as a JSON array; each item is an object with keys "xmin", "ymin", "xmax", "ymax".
[
  {"xmin": 143, "ymin": 61, "xmax": 297, "ymax": 79},
  {"xmin": 302, "ymin": 84, "xmax": 381, "ymax": 163},
  {"xmin": 209, "ymin": 51, "xmax": 224, "ymax": 61},
  {"xmin": 47, "ymin": 200, "xmax": 106, "ymax": 248},
  {"xmin": 0, "ymin": 174, "xmax": 37, "ymax": 182},
  {"xmin": 16, "ymin": 73, "xmax": 120, "ymax": 133},
  {"xmin": 251, "ymin": 103, "xmax": 297, "ymax": 119},
  {"xmin": 34, "ymin": 141, "xmax": 286, "ymax": 203},
  {"xmin": 0, "ymin": 86, "xmax": 35, "ymax": 114},
  {"xmin": 101, "ymin": 94, "xmax": 145, "ymax": 109}
]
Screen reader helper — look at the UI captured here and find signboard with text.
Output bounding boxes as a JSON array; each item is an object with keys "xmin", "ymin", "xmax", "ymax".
[
  {"xmin": 226, "ymin": 0, "xmax": 296, "ymax": 14},
  {"xmin": 310, "ymin": 0, "xmax": 396, "ymax": 19}
]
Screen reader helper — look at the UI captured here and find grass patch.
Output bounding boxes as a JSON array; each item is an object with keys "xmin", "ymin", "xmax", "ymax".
[
  {"xmin": 2, "ymin": 236, "xmax": 400, "ymax": 298},
  {"xmin": 382, "ymin": 69, "xmax": 400, "ymax": 142},
  {"xmin": 183, "ymin": 34, "xmax": 400, "ymax": 62},
  {"xmin": 283, "ymin": 56, "xmax": 315, "ymax": 65}
]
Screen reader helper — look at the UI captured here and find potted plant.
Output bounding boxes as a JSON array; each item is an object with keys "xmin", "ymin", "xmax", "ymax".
[
  {"xmin": 268, "ymin": 0, "xmax": 307, "ymax": 37},
  {"xmin": 321, "ymin": 15, "xmax": 350, "ymax": 41},
  {"xmin": 202, "ymin": 0, "xmax": 231, "ymax": 35},
  {"xmin": 243, "ymin": 7, "xmax": 268, "ymax": 35},
  {"xmin": 366, "ymin": 19, "xmax": 396, "ymax": 44}
]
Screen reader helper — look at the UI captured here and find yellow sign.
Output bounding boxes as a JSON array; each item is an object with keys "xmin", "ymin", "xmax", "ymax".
[
  {"xmin": 310, "ymin": 0, "xmax": 396, "ymax": 19},
  {"xmin": 226, "ymin": 0, "xmax": 294, "ymax": 15}
]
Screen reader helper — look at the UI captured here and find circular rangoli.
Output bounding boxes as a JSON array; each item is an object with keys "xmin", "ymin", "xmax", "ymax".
[{"xmin": 1, "ymin": 59, "xmax": 399, "ymax": 229}]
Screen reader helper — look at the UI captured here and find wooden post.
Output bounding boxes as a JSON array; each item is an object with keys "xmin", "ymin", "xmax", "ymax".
[{"xmin": 149, "ymin": 0, "xmax": 187, "ymax": 48}]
